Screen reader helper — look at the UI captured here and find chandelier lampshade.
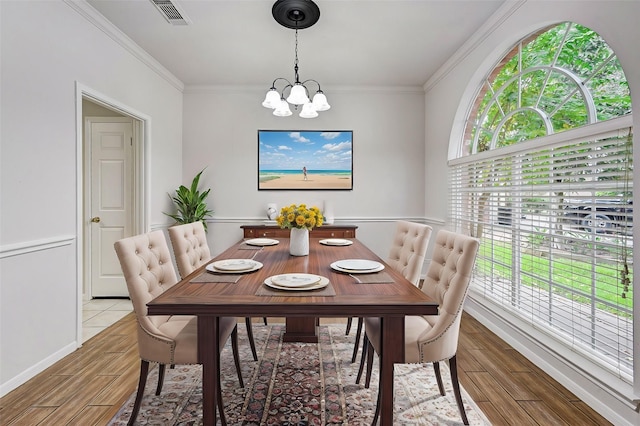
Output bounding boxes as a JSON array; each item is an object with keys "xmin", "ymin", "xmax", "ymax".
[
  {"xmin": 273, "ymin": 98, "xmax": 293, "ymax": 117},
  {"xmin": 262, "ymin": 0, "xmax": 330, "ymax": 118},
  {"xmin": 311, "ymin": 91, "xmax": 330, "ymax": 111},
  {"xmin": 299, "ymin": 102, "xmax": 319, "ymax": 118},
  {"xmin": 262, "ymin": 88, "xmax": 281, "ymax": 108},
  {"xmin": 286, "ymin": 83, "xmax": 310, "ymax": 105}
]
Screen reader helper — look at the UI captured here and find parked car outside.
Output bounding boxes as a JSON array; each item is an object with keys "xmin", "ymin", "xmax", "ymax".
[{"xmin": 562, "ymin": 199, "xmax": 632, "ymax": 233}]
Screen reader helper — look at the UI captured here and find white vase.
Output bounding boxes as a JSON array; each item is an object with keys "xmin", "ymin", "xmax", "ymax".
[{"xmin": 289, "ymin": 227, "xmax": 309, "ymax": 256}]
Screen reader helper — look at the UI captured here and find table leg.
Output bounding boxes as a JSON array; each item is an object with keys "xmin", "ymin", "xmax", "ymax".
[
  {"xmin": 283, "ymin": 316, "xmax": 318, "ymax": 342},
  {"xmin": 380, "ymin": 316, "xmax": 404, "ymax": 426},
  {"xmin": 198, "ymin": 315, "xmax": 219, "ymax": 426}
]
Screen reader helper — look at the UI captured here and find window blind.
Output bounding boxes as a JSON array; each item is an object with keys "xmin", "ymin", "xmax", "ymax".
[{"xmin": 450, "ymin": 122, "xmax": 633, "ymax": 379}]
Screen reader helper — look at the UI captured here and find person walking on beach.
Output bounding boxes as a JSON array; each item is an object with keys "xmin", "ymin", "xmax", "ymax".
[{"xmin": 303, "ymin": 166, "xmax": 308, "ymax": 181}]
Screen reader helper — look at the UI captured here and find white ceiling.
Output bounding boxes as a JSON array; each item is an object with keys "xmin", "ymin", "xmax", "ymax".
[{"xmin": 86, "ymin": 0, "xmax": 505, "ymax": 88}]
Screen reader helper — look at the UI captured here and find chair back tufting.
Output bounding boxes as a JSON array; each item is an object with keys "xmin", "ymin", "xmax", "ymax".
[
  {"xmin": 386, "ymin": 220, "xmax": 432, "ymax": 285},
  {"xmin": 168, "ymin": 221, "xmax": 211, "ymax": 278}
]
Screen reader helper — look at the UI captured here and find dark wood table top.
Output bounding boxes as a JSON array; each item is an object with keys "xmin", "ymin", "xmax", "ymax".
[{"xmin": 148, "ymin": 237, "xmax": 438, "ymax": 318}]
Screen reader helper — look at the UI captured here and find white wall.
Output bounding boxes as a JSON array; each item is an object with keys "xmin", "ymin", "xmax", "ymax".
[
  {"xmin": 182, "ymin": 87, "xmax": 429, "ymax": 257},
  {"xmin": 0, "ymin": 1, "xmax": 183, "ymax": 394},
  {"xmin": 424, "ymin": 1, "xmax": 640, "ymax": 424}
]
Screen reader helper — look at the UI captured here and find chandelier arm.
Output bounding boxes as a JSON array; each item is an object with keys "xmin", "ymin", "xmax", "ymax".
[
  {"xmin": 271, "ymin": 77, "xmax": 293, "ymax": 89},
  {"xmin": 300, "ymin": 79, "xmax": 322, "ymax": 92},
  {"xmin": 281, "ymin": 83, "xmax": 293, "ymax": 98}
]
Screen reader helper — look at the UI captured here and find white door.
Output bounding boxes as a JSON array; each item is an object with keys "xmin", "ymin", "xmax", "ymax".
[{"xmin": 88, "ymin": 118, "xmax": 133, "ymax": 297}]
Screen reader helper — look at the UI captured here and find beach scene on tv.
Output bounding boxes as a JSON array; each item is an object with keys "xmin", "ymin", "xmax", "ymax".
[{"xmin": 258, "ymin": 131, "xmax": 353, "ymax": 190}]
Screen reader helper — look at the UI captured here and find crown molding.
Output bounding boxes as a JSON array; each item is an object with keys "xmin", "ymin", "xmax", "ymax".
[
  {"xmin": 423, "ymin": 0, "xmax": 527, "ymax": 92},
  {"xmin": 184, "ymin": 84, "xmax": 425, "ymax": 95},
  {"xmin": 64, "ymin": 0, "xmax": 184, "ymax": 92}
]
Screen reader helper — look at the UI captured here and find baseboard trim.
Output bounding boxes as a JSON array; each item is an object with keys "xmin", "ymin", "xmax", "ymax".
[{"xmin": 0, "ymin": 341, "xmax": 78, "ymax": 398}]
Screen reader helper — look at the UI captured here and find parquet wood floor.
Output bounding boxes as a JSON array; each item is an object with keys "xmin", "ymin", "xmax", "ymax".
[{"xmin": 0, "ymin": 313, "xmax": 612, "ymax": 425}]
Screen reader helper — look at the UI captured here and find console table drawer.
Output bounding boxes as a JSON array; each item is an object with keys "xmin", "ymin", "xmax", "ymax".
[{"xmin": 241, "ymin": 225, "xmax": 357, "ymax": 239}]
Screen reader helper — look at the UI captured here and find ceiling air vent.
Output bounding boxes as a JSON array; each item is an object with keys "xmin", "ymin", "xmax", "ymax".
[{"xmin": 150, "ymin": 0, "xmax": 192, "ymax": 25}]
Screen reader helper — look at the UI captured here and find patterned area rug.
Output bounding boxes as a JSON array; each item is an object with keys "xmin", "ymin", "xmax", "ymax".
[{"xmin": 109, "ymin": 324, "xmax": 491, "ymax": 425}]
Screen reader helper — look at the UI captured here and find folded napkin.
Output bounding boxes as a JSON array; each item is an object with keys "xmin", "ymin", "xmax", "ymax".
[
  {"xmin": 352, "ymin": 271, "xmax": 394, "ymax": 284},
  {"xmin": 190, "ymin": 272, "xmax": 241, "ymax": 284}
]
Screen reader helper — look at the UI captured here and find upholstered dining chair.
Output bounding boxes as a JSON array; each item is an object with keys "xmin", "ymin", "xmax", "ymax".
[
  {"xmin": 346, "ymin": 220, "xmax": 432, "ymax": 363},
  {"xmin": 167, "ymin": 221, "xmax": 261, "ymax": 361},
  {"xmin": 114, "ymin": 230, "xmax": 244, "ymax": 426},
  {"xmin": 357, "ymin": 229, "xmax": 479, "ymax": 425}
]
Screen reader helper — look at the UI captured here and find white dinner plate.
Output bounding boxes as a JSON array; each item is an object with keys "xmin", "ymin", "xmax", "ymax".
[
  {"xmin": 211, "ymin": 259, "xmax": 257, "ymax": 271},
  {"xmin": 330, "ymin": 260, "xmax": 385, "ymax": 274},
  {"xmin": 206, "ymin": 260, "xmax": 263, "ymax": 274},
  {"xmin": 319, "ymin": 238, "xmax": 353, "ymax": 246},
  {"xmin": 264, "ymin": 275, "xmax": 329, "ymax": 291},
  {"xmin": 245, "ymin": 238, "xmax": 280, "ymax": 246},
  {"xmin": 270, "ymin": 273, "xmax": 322, "ymax": 288},
  {"xmin": 335, "ymin": 259, "xmax": 382, "ymax": 270}
]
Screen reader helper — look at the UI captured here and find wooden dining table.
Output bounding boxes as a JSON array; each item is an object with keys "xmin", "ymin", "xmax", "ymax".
[{"xmin": 147, "ymin": 236, "xmax": 438, "ymax": 425}]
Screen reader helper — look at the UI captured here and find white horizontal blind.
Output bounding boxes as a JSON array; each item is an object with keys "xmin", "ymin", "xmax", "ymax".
[{"xmin": 450, "ymin": 126, "xmax": 633, "ymax": 379}]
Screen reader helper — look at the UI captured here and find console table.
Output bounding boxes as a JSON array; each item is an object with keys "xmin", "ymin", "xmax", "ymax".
[{"xmin": 241, "ymin": 224, "xmax": 357, "ymax": 239}]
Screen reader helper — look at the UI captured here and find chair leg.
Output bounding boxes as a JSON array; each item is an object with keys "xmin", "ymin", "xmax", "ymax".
[
  {"xmin": 350, "ymin": 317, "xmax": 364, "ymax": 363},
  {"xmin": 449, "ymin": 355, "xmax": 469, "ymax": 425},
  {"xmin": 155, "ymin": 363, "xmax": 166, "ymax": 395},
  {"xmin": 432, "ymin": 361, "xmax": 445, "ymax": 396},
  {"xmin": 372, "ymin": 356, "xmax": 382, "ymax": 426},
  {"xmin": 355, "ymin": 333, "xmax": 369, "ymax": 384},
  {"xmin": 364, "ymin": 338, "xmax": 374, "ymax": 389},
  {"xmin": 128, "ymin": 360, "xmax": 150, "ymax": 426},
  {"xmin": 263, "ymin": 317, "xmax": 268, "ymax": 325},
  {"xmin": 245, "ymin": 317, "xmax": 258, "ymax": 361},
  {"xmin": 230, "ymin": 326, "xmax": 244, "ymax": 388},
  {"xmin": 346, "ymin": 317, "xmax": 353, "ymax": 335}
]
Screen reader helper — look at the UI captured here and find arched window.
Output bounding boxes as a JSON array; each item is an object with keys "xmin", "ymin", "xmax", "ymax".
[{"xmin": 450, "ymin": 22, "xmax": 633, "ymax": 380}]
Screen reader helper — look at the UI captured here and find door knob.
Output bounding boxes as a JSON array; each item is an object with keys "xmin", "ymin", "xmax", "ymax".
[{"xmin": 90, "ymin": 217, "xmax": 101, "ymax": 223}]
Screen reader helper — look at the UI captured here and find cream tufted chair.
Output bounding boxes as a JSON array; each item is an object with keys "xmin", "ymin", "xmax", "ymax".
[
  {"xmin": 347, "ymin": 221, "xmax": 432, "ymax": 362},
  {"xmin": 168, "ymin": 221, "xmax": 212, "ymax": 279},
  {"xmin": 357, "ymin": 229, "xmax": 479, "ymax": 425},
  {"xmin": 114, "ymin": 230, "xmax": 243, "ymax": 426},
  {"xmin": 168, "ymin": 221, "xmax": 260, "ymax": 361}
]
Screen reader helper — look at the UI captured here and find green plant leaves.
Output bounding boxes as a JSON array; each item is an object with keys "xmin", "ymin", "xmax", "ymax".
[{"xmin": 164, "ymin": 169, "xmax": 213, "ymax": 231}]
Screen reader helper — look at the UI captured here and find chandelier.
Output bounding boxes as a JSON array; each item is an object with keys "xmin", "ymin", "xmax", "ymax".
[{"xmin": 262, "ymin": 0, "xmax": 330, "ymax": 118}]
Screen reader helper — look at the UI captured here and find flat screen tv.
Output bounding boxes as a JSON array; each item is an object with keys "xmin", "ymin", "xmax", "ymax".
[{"xmin": 258, "ymin": 130, "xmax": 353, "ymax": 190}]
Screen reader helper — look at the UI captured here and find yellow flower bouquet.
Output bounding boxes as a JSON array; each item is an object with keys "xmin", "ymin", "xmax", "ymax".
[{"xmin": 276, "ymin": 203, "xmax": 324, "ymax": 231}]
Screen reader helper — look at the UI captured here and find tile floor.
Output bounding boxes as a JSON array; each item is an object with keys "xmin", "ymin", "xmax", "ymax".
[{"xmin": 82, "ymin": 298, "xmax": 133, "ymax": 343}]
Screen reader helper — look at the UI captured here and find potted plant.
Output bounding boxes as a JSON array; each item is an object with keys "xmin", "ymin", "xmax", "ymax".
[{"xmin": 165, "ymin": 169, "xmax": 213, "ymax": 231}]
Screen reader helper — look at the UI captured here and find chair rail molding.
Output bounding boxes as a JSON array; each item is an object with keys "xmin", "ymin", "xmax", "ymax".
[
  {"xmin": 205, "ymin": 216, "xmax": 446, "ymax": 226},
  {"xmin": 0, "ymin": 235, "xmax": 75, "ymax": 259}
]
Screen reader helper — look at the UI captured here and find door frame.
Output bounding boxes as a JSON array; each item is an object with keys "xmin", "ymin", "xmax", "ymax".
[{"xmin": 75, "ymin": 82, "xmax": 150, "ymax": 346}]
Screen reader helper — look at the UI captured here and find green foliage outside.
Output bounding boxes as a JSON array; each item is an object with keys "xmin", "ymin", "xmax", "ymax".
[
  {"xmin": 471, "ymin": 22, "xmax": 631, "ymax": 153},
  {"xmin": 475, "ymin": 240, "xmax": 633, "ymax": 317}
]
